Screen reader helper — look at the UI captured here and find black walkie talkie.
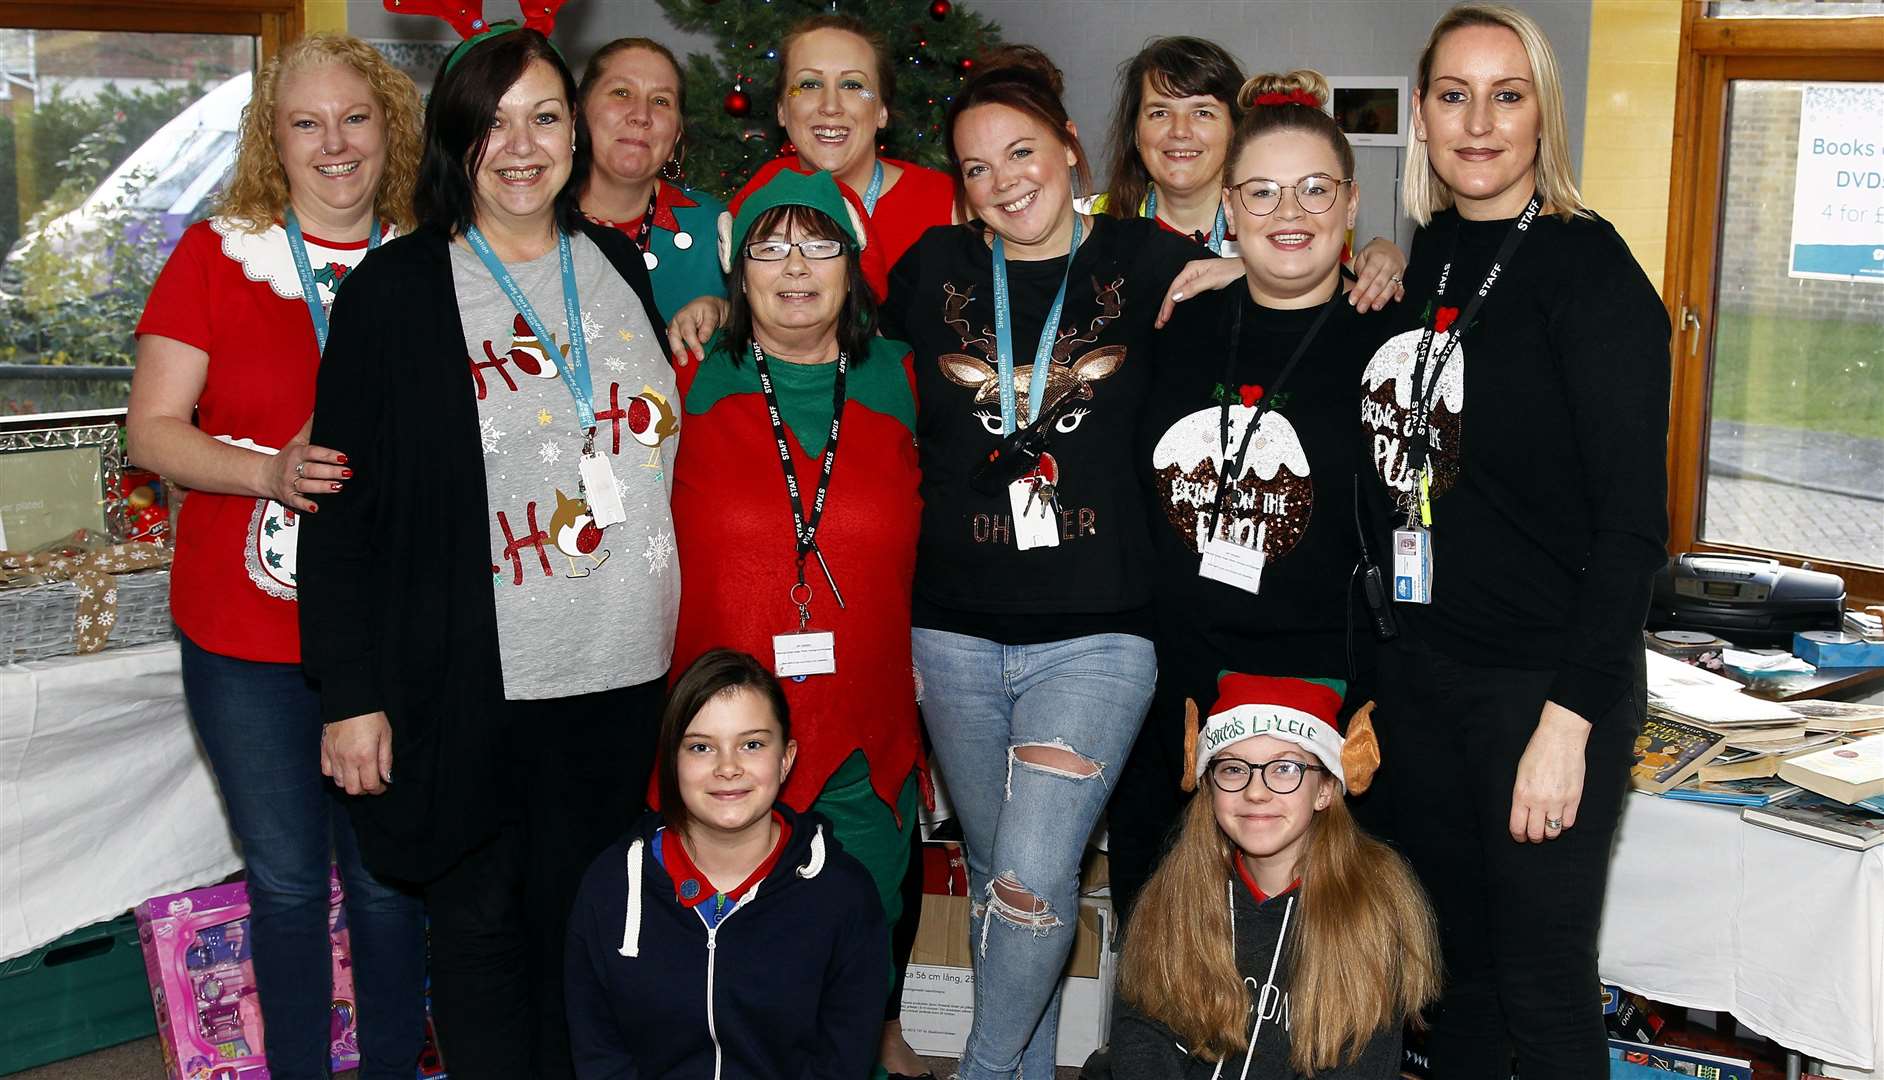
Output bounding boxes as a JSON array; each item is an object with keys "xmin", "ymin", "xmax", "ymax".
[{"xmin": 1354, "ymin": 476, "xmax": 1398, "ymax": 641}]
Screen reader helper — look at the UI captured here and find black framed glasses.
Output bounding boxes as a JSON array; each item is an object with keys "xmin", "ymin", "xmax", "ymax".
[
  {"xmin": 1207, "ymin": 755, "xmax": 1326, "ymax": 794},
  {"xmin": 745, "ymin": 238, "xmax": 847, "ymax": 261},
  {"xmin": 1228, "ymin": 174, "xmax": 1353, "ymax": 217}
]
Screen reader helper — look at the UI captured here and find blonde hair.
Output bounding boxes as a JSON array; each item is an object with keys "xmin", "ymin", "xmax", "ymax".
[
  {"xmin": 215, "ymin": 32, "xmax": 423, "ymax": 234},
  {"xmin": 1403, "ymin": 3, "xmax": 1587, "ymax": 225},
  {"xmin": 1228, "ymin": 69, "xmax": 1354, "ymax": 184},
  {"xmin": 1118, "ymin": 785, "xmax": 1442, "ymax": 1072}
]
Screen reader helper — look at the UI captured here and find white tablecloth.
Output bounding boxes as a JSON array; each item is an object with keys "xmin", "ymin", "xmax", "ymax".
[
  {"xmin": 1600, "ymin": 791, "xmax": 1884, "ymax": 1073},
  {"xmin": 0, "ymin": 642, "xmax": 240, "ymax": 962}
]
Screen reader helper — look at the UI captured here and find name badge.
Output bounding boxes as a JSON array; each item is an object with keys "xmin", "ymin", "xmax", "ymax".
[
  {"xmin": 773, "ymin": 630, "xmax": 836, "ymax": 677},
  {"xmin": 579, "ymin": 450, "xmax": 627, "ymax": 529},
  {"xmin": 1393, "ymin": 526, "xmax": 1434, "ymax": 604},
  {"xmin": 1198, "ymin": 536, "xmax": 1265, "ymax": 595},
  {"xmin": 1008, "ymin": 477, "xmax": 1061, "ymax": 551}
]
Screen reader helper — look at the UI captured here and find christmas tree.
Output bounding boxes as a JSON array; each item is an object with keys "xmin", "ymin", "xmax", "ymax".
[{"xmin": 658, "ymin": 0, "xmax": 1002, "ymax": 200}]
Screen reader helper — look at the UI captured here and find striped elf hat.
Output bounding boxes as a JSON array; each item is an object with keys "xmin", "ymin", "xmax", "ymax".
[{"xmin": 1183, "ymin": 673, "xmax": 1380, "ymax": 794}]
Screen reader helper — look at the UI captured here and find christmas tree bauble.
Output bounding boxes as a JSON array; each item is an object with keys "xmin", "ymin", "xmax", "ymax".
[
  {"xmin": 929, "ymin": 0, "xmax": 951, "ymax": 19},
  {"xmin": 957, "ymin": 56, "xmax": 974, "ymax": 74},
  {"xmin": 723, "ymin": 88, "xmax": 750, "ymax": 117}
]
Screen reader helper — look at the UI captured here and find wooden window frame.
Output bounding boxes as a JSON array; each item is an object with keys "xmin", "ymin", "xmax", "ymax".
[
  {"xmin": 1663, "ymin": 0, "xmax": 1884, "ymax": 604},
  {"xmin": 0, "ymin": 0, "xmax": 300, "ymax": 59}
]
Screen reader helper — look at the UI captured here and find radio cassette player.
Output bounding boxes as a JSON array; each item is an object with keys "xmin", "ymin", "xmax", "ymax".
[{"xmin": 1647, "ymin": 553, "xmax": 1845, "ymax": 644}]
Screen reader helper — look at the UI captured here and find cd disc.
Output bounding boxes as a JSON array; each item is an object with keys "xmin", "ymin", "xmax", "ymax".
[
  {"xmin": 1801, "ymin": 630, "xmax": 1862, "ymax": 645},
  {"xmin": 1655, "ymin": 630, "xmax": 1722, "ymax": 645}
]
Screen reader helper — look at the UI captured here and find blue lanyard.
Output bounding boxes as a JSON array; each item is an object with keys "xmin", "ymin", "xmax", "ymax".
[
  {"xmin": 862, "ymin": 160, "xmax": 885, "ymax": 214},
  {"xmin": 284, "ymin": 209, "xmax": 381, "ymax": 352},
  {"xmin": 1144, "ymin": 184, "xmax": 1227, "ymax": 255},
  {"xmin": 989, "ymin": 213, "xmax": 1081, "ymax": 435},
  {"xmin": 464, "ymin": 226, "xmax": 595, "ymax": 429}
]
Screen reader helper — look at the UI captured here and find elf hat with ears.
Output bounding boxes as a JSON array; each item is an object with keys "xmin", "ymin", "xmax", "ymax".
[
  {"xmin": 1181, "ymin": 673, "xmax": 1381, "ymax": 795},
  {"xmin": 717, "ymin": 169, "xmax": 870, "ymax": 274}
]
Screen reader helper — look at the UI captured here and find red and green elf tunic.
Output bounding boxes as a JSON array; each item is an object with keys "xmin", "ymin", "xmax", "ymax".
[{"xmin": 670, "ymin": 330, "xmax": 923, "ymax": 884}]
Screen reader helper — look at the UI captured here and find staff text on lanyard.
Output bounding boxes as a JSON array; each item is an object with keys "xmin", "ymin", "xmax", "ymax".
[
  {"xmin": 990, "ymin": 214, "xmax": 1083, "ymax": 435},
  {"xmin": 284, "ymin": 209, "xmax": 382, "ymax": 353},
  {"xmin": 464, "ymin": 226, "xmax": 597, "ymax": 430}
]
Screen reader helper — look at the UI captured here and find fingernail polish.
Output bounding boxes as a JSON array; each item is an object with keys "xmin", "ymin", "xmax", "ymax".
[
  {"xmin": 336, "ymin": 453, "xmax": 348, "ymax": 464},
  {"xmin": 330, "ymin": 482, "xmax": 342, "ymax": 492},
  {"xmin": 342, "ymin": 469, "xmax": 353, "ymax": 478}
]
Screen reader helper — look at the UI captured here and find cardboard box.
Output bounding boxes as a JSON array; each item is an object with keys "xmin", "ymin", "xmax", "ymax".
[{"xmin": 899, "ymin": 892, "xmax": 1115, "ymax": 1068}]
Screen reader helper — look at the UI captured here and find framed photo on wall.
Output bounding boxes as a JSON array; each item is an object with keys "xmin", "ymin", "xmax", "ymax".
[{"xmin": 1326, "ymin": 76, "xmax": 1409, "ymax": 147}]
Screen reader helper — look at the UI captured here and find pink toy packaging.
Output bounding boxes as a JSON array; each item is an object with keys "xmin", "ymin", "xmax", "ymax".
[{"xmin": 136, "ymin": 873, "xmax": 358, "ymax": 1080}]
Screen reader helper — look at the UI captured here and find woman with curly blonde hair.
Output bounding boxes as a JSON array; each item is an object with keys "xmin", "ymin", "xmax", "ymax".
[{"xmin": 128, "ymin": 31, "xmax": 428, "ymax": 1080}]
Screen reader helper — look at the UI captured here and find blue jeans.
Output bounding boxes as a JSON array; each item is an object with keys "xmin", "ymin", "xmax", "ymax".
[
  {"xmin": 179, "ymin": 632, "xmax": 427, "ymax": 1080},
  {"xmin": 911, "ymin": 629, "xmax": 1156, "ymax": 1080}
]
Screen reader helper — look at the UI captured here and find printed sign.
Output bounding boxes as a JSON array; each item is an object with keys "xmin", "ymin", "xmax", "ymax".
[{"xmin": 1790, "ymin": 83, "xmax": 1884, "ymax": 284}]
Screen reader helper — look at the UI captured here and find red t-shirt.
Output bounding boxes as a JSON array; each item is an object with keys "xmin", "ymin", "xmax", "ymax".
[
  {"xmin": 735, "ymin": 156, "xmax": 955, "ymax": 301},
  {"xmin": 136, "ymin": 218, "xmax": 383, "ymax": 663}
]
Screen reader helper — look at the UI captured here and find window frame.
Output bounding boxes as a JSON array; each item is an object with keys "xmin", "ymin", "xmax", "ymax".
[
  {"xmin": 0, "ymin": 0, "xmax": 299, "ymax": 55},
  {"xmin": 1663, "ymin": 0, "xmax": 1884, "ymax": 604}
]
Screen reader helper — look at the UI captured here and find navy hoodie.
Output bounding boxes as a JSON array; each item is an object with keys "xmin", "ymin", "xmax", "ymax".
[{"xmin": 564, "ymin": 805, "xmax": 889, "ymax": 1080}]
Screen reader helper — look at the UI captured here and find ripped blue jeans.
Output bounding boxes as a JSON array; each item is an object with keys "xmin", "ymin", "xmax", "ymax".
[{"xmin": 912, "ymin": 629, "xmax": 1156, "ymax": 1080}]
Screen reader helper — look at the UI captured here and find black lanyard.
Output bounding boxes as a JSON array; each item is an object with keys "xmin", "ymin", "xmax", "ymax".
[
  {"xmin": 631, "ymin": 184, "xmax": 659, "ymax": 254},
  {"xmin": 751, "ymin": 341, "xmax": 848, "ymax": 610},
  {"xmin": 1405, "ymin": 193, "xmax": 1542, "ymax": 474},
  {"xmin": 1205, "ymin": 291, "xmax": 1340, "ymax": 542}
]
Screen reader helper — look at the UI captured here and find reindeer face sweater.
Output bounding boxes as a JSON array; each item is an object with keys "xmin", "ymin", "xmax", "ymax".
[{"xmin": 884, "ymin": 215, "xmax": 1204, "ymax": 645}]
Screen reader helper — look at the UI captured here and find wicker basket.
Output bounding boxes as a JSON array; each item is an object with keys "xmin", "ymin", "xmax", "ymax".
[{"xmin": 0, "ymin": 569, "xmax": 174, "ymax": 664}]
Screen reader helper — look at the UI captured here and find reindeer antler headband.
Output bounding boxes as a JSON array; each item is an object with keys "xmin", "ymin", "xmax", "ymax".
[{"xmin": 383, "ymin": 1, "xmax": 571, "ymax": 73}]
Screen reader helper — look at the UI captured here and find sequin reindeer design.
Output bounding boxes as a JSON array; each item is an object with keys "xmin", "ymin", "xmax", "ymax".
[{"xmin": 936, "ymin": 275, "xmax": 1128, "ymax": 435}]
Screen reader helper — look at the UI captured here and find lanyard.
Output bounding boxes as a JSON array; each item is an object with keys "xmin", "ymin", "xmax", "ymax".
[
  {"xmin": 862, "ymin": 160, "xmax": 885, "ymax": 215},
  {"xmin": 1405, "ymin": 193, "xmax": 1542, "ymax": 477},
  {"xmin": 630, "ymin": 183, "xmax": 659, "ymax": 254},
  {"xmin": 751, "ymin": 341, "xmax": 848, "ymax": 612},
  {"xmin": 1205, "ymin": 290, "xmax": 1340, "ymax": 541},
  {"xmin": 284, "ymin": 209, "xmax": 381, "ymax": 353},
  {"xmin": 990, "ymin": 213, "xmax": 1082, "ymax": 435},
  {"xmin": 464, "ymin": 226, "xmax": 596, "ymax": 429},
  {"xmin": 1146, "ymin": 184, "xmax": 1227, "ymax": 255}
]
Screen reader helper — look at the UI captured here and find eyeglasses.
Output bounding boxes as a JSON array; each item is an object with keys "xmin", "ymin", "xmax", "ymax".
[
  {"xmin": 1228, "ymin": 174, "xmax": 1353, "ymax": 217},
  {"xmin": 745, "ymin": 238, "xmax": 847, "ymax": 262},
  {"xmin": 1207, "ymin": 756, "xmax": 1326, "ymax": 794}
]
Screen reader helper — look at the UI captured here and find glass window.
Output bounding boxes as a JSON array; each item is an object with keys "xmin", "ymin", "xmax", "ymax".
[
  {"xmin": 1700, "ymin": 79, "xmax": 1884, "ymax": 572},
  {"xmin": 0, "ymin": 30, "xmax": 255, "ymax": 417},
  {"xmin": 1707, "ymin": 1, "xmax": 1884, "ymax": 16}
]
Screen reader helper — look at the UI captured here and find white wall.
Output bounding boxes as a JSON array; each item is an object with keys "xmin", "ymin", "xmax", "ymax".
[{"xmin": 343, "ymin": 0, "xmax": 1593, "ymax": 246}]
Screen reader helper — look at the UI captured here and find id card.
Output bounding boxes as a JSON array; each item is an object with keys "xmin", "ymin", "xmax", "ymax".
[
  {"xmin": 773, "ymin": 630, "xmax": 836, "ymax": 677},
  {"xmin": 1198, "ymin": 536, "xmax": 1265, "ymax": 595},
  {"xmin": 579, "ymin": 450, "xmax": 627, "ymax": 528},
  {"xmin": 1008, "ymin": 478, "xmax": 1061, "ymax": 551},
  {"xmin": 1392, "ymin": 526, "xmax": 1433, "ymax": 604}
]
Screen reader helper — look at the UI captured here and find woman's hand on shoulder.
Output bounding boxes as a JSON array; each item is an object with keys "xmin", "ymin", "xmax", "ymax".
[
  {"xmin": 1348, "ymin": 236, "xmax": 1407, "ymax": 313},
  {"xmin": 322, "ymin": 710, "xmax": 393, "ymax": 796},
  {"xmin": 667, "ymin": 295, "xmax": 729, "ymax": 367},
  {"xmin": 269, "ymin": 428, "xmax": 349, "ymax": 514},
  {"xmin": 1155, "ymin": 256, "xmax": 1246, "ymax": 328}
]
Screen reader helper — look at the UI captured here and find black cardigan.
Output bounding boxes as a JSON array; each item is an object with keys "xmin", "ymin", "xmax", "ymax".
[{"xmin": 298, "ymin": 220, "xmax": 669, "ymax": 883}]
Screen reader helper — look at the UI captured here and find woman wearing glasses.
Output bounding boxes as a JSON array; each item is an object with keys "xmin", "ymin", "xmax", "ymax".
[
  {"xmin": 1108, "ymin": 673, "xmax": 1438, "ymax": 1080},
  {"xmin": 666, "ymin": 168, "xmax": 922, "ymax": 1026},
  {"xmin": 1118, "ymin": 69, "xmax": 1401, "ymax": 918}
]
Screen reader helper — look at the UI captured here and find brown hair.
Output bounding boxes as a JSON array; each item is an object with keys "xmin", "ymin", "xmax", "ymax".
[
  {"xmin": 1118, "ymin": 785, "xmax": 1442, "ymax": 1072},
  {"xmin": 656, "ymin": 649, "xmax": 793, "ymax": 834},
  {"xmin": 1103, "ymin": 37, "xmax": 1245, "ymax": 219},
  {"xmin": 724, "ymin": 204, "xmax": 879, "ymax": 368},
  {"xmin": 216, "ymin": 32, "xmax": 423, "ymax": 234},
  {"xmin": 576, "ymin": 37, "xmax": 687, "ymax": 182},
  {"xmin": 945, "ymin": 45, "xmax": 1092, "ymax": 219},
  {"xmin": 1225, "ymin": 69, "xmax": 1354, "ymax": 188},
  {"xmin": 1404, "ymin": 3, "xmax": 1587, "ymax": 224},
  {"xmin": 776, "ymin": 13, "xmax": 896, "ymax": 113}
]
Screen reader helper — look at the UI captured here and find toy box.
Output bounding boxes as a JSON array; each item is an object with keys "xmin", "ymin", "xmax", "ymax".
[{"xmin": 136, "ymin": 874, "xmax": 358, "ymax": 1080}]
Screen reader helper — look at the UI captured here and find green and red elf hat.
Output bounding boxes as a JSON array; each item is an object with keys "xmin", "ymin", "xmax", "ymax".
[
  {"xmin": 383, "ymin": 1, "xmax": 570, "ymax": 73},
  {"xmin": 716, "ymin": 169, "xmax": 870, "ymax": 274},
  {"xmin": 1182, "ymin": 673, "xmax": 1381, "ymax": 795}
]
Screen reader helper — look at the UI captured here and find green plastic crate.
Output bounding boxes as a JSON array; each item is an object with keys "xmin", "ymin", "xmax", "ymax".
[{"xmin": 0, "ymin": 914, "xmax": 156, "ymax": 1075}]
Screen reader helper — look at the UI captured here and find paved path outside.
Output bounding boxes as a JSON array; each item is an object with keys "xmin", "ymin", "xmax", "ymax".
[{"xmin": 1706, "ymin": 471, "xmax": 1884, "ymax": 568}]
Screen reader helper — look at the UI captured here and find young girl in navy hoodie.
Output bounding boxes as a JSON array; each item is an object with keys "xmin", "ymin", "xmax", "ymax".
[{"xmin": 564, "ymin": 649, "xmax": 889, "ymax": 1079}]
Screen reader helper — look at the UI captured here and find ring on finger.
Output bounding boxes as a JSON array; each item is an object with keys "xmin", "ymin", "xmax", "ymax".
[
  {"xmin": 294, "ymin": 461, "xmax": 306, "ymax": 479},
  {"xmin": 1545, "ymin": 816, "xmax": 1564, "ymax": 831},
  {"xmin": 1390, "ymin": 274, "xmax": 1404, "ymax": 284}
]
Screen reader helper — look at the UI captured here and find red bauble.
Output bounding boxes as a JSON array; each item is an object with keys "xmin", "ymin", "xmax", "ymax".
[
  {"xmin": 929, "ymin": 0, "xmax": 951, "ymax": 19},
  {"xmin": 723, "ymin": 89, "xmax": 751, "ymax": 117},
  {"xmin": 957, "ymin": 56, "xmax": 974, "ymax": 73}
]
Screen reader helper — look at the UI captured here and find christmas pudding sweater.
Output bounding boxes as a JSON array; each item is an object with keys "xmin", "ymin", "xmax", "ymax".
[{"xmin": 669, "ymin": 332, "xmax": 922, "ymax": 815}]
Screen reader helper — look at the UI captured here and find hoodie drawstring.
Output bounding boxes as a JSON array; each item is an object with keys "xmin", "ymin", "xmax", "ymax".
[
  {"xmin": 796, "ymin": 824, "xmax": 826, "ymax": 879},
  {"xmin": 619, "ymin": 838, "xmax": 644, "ymax": 957},
  {"xmin": 1209, "ymin": 885, "xmax": 1295, "ymax": 1080}
]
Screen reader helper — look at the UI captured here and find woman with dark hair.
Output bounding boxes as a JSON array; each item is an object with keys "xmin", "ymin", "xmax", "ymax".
[
  {"xmin": 565, "ymin": 648, "xmax": 889, "ymax": 1079},
  {"xmin": 298, "ymin": 19, "xmax": 676, "ymax": 1079},
  {"xmin": 577, "ymin": 36, "xmax": 728, "ymax": 322},
  {"xmin": 129, "ymin": 31, "xmax": 428, "ymax": 1080},
  {"xmin": 665, "ymin": 166, "xmax": 922, "ymax": 1067}
]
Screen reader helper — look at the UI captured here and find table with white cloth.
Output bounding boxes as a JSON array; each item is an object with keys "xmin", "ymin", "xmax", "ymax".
[
  {"xmin": 1600, "ymin": 790, "xmax": 1884, "ymax": 1077},
  {"xmin": 0, "ymin": 642, "xmax": 240, "ymax": 962}
]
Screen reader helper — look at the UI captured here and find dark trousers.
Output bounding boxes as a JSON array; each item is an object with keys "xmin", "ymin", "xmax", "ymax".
[
  {"xmin": 1104, "ymin": 674, "xmax": 1192, "ymax": 923},
  {"xmin": 1369, "ymin": 634, "xmax": 1642, "ymax": 1080},
  {"xmin": 424, "ymin": 677, "xmax": 664, "ymax": 1080},
  {"xmin": 180, "ymin": 632, "xmax": 427, "ymax": 1080}
]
